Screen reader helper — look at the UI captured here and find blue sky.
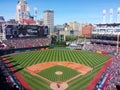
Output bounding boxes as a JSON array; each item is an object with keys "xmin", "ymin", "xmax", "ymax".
[{"xmin": 0, "ymin": 0, "xmax": 120, "ymax": 25}]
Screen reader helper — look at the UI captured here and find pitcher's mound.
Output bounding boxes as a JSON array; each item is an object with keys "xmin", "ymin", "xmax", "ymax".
[
  {"xmin": 50, "ymin": 82, "xmax": 68, "ymax": 90},
  {"xmin": 55, "ymin": 71, "xmax": 63, "ymax": 75}
]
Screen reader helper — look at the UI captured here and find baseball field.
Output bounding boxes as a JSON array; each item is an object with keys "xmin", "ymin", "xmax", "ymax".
[{"xmin": 3, "ymin": 49, "xmax": 111, "ymax": 90}]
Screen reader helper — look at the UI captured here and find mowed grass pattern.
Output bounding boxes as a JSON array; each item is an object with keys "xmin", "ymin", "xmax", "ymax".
[
  {"xmin": 38, "ymin": 65, "xmax": 80, "ymax": 82},
  {"xmin": 5, "ymin": 49, "xmax": 111, "ymax": 90}
]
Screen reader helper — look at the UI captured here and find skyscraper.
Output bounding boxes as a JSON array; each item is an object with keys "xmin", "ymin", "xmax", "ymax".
[
  {"xmin": 43, "ymin": 10, "xmax": 54, "ymax": 34},
  {"xmin": 16, "ymin": 0, "xmax": 30, "ymax": 22}
]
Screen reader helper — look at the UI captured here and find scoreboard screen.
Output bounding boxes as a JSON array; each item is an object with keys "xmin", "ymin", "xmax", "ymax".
[
  {"xmin": 18, "ymin": 25, "xmax": 39, "ymax": 37},
  {"xmin": 5, "ymin": 25, "xmax": 49, "ymax": 39}
]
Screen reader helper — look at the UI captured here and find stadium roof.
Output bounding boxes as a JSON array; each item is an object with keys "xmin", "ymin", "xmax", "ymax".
[{"xmin": 96, "ymin": 23, "xmax": 120, "ymax": 26}]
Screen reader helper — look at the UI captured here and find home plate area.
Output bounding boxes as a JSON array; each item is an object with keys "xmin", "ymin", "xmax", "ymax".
[
  {"xmin": 25, "ymin": 62, "xmax": 93, "ymax": 90},
  {"xmin": 50, "ymin": 82, "xmax": 68, "ymax": 90}
]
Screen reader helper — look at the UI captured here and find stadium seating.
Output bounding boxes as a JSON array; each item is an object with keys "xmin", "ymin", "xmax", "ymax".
[
  {"xmin": 1, "ymin": 38, "xmax": 51, "ymax": 50},
  {"xmin": 84, "ymin": 43, "xmax": 116, "ymax": 54},
  {"xmin": 94, "ymin": 54, "xmax": 120, "ymax": 90},
  {"xmin": 101, "ymin": 54, "xmax": 120, "ymax": 90},
  {"xmin": 0, "ymin": 58, "xmax": 23, "ymax": 90},
  {"xmin": 83, "ymin": 38, "xmax": 120, "ymax": 90}
]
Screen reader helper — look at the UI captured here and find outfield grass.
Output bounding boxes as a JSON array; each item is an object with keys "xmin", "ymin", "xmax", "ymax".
[
  {"xmin": 38, "ymin": 65, "xmax": 80, "ymax": 82},
  {"xmin": 5, "ymin": 49, "xmax": 111, "ymax": 90}
]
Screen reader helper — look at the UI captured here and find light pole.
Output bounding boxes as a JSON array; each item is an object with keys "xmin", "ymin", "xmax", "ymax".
[
  {"xmin": 34, "ymin": 7, "xmax": 38, "ymax": 24},
  {"xmin": 116, "ymin": 33, "xmax": 119, "ymax": 54}
]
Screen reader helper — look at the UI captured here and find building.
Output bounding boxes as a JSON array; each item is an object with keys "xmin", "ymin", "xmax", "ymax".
[
  {"xmin": 43, "ymin": 10, "xmax": 54, "ymax": 34},
  {"xmin": 55, "ymin": 25, "xmax": 64, "ymax": 31},
  {"xmin": 16, "ymin": 0, "xmax": 30, "ymax": 22},
  {"xmin": 6, "ymin": 19, "xmax": 18, "ymax": 25},
  {"xmin": 69, "ymin": 21, "xmax": 80, "ymax": 31},
  {"xmin": 0, "ymin": 16, "xmax": 5, "ymax": 26},
  {"xmin": 0, "ymin": 16, "xmax": 5, "ymax": 40},
  {"xmin": 69, "ymin": 21, "xmax": 89, "ymax": 36},
  {"xmin": 0, "ymin": 16, "xmax": 5, "ymax": 23},
  {"xmin": 63, "ymin": 23, "xmax": 72, "ymax": 31},
  {"xmin": 39, "ymin": 18, "xmax": 44, "ymax": 25},
  {"xmin": 82, "ymin": 24, "xmax": 94, "ymax": 38}
]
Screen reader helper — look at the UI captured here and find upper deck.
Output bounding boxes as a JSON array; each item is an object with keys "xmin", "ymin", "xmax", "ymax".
[{"xmin": 92, "ymin": 23, "xmax": 120, "ymax": 35}]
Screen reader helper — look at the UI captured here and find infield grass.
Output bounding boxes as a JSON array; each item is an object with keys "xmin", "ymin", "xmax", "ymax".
[{"xmin": 38, "ymin": 65, "xmax": 80, "ymax": 82}]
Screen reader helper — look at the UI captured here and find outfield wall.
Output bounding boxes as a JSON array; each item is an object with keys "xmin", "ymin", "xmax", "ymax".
[{"xmin": 0, "ymin": 46, "xmax": 49, "ymax": 56}]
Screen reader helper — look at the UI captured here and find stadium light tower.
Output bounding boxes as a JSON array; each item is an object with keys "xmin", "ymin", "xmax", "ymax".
[
  {"xmin": 34, "ymin": 7, "xmax": 38, "ymax": 22},
  {"xmin": 117, "ymin": 7, "xmax": 120, "ymax": 23},
  {"xmin": 103, "ymin": 9, "xmax": 106, "ymax": 23},
  {"xmin": 116, "ymin": 8, "xmax": 120, "ymax": 54},
  {"xmin": 110, "ymin": 8, "xmax": 113, "ymax": 23},
  {"xmin": 116, "ymin": 33, "xmax": 119, "ymax": 54},
  {"xmin": 17, "ymin": 5, "xmax": 21, "ymax": 23}
]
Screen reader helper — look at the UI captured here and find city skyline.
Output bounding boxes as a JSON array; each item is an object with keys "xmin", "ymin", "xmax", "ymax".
[{"xmin": 0, "ymin": 0, "xmax": 120, "ymax": 25}]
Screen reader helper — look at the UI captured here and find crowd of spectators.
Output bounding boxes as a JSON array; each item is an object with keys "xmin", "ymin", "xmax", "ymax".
[
  {"xmin": 0, "ymin": 41, "xmax": 5, "ymax": 49},
  {"xmin": 91, "ymin": 39, "xmax": 118, "ymax": 45},
  {"xmin": 0, "ymin": 38, "xmax": 51, "ymax": 50},
  {"xmin": 95, "ymin": 54, "xmax": 120, "ymax": 90},
  {"xmin": 84, "ymin": 43, "xmax": 117, "ymax": 54},
  {"xmin": 86, "ymin": 38, "xmax": 120, "ymax": 90},
  {"xmin": 0, "ymin": 59, "xmax": 23, "ymax": 90}
]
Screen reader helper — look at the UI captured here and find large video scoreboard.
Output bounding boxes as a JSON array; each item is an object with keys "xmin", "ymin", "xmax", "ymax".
[{"xmin": 5, "ymin": 25, "xmax": 49, "ymax": 39}]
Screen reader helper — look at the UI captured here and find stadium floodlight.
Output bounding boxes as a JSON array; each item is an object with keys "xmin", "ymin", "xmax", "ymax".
[
  {"xmin": 117, "ymin": 7, "xmax": 120, "ymax": 14},
  {"xmin": 102, "ymin": 9, "xmax": 106, "ymax": 23},
  {"xmin": 117, "ymin": 7, "xmax": 120, "ymax": 23},
  {"xmin": 110, "ymin": 8, "xmax": 113, "ymax": 23},
  {"xmin": 34, "ymin": 7, "xmax": 38, "ymax": 24},
  {"xmin": 116, "ymin": 33, "xmax": 119, "ymax": 54},
  {"xmin": 34, "ymin": 7, "xmax": 38, "ymax": 15},
  {"xmin": 34, "ymin": 7, "xmax": 37, "ymax": 18},
  {"xmin": 103, "ymin": 9, "xmax": 106, "ymax": 15},
  {"xmin": 110, "ymin": 8, "xmax": 113, "ymax": 14}
]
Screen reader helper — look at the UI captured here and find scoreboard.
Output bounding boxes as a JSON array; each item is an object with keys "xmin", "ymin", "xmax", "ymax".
[{"xmin": 5, "ymin": 25, "xmax": 49, "ymax": 39}]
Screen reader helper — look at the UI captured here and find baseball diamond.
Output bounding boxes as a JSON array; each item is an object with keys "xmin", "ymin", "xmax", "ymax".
[{"xmin": 3, "ymin": 49, "xmax": 111, "ymax": 90}]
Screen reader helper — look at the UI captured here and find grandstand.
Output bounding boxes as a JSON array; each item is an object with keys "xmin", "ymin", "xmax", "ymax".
[
  {"xmin": 1, "ymin": 38, "xmax": 51, "ymax": 50},
  {"xmin": 0, "ymin": 24, "xmax": 51, "ymax": 55},
  {"xmin": 0, "ymin": 58, "xmax": 24, "ymax": 90},
  {"xmin": 85, "ymin": 23, "xmax": 120, "ymax": 90},
  {"xmin": 84, "ymin": 23, "xmax": 120, "ymax": 55},
  {"xmin": 95, "ymin": 55, "xmax": 120, "ymax": 90}
]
